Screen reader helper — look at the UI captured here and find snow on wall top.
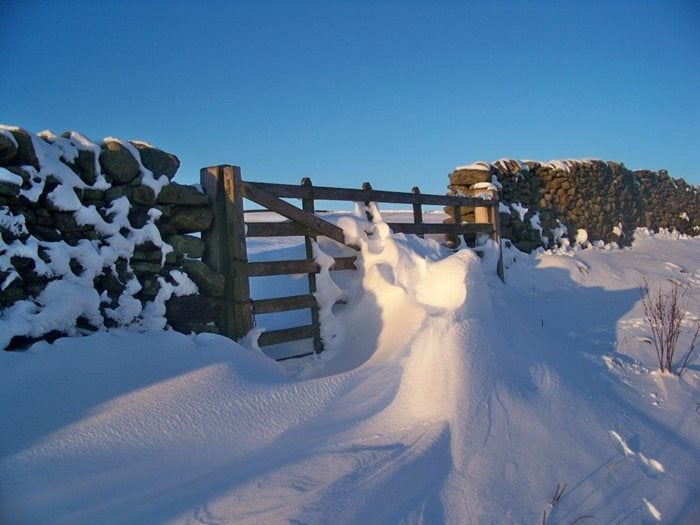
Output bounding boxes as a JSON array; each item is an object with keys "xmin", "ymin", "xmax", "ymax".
[
  {"xmin": 0, "ymin": 127, "xmax": 197, "ymax": 350},
  {"xmin": 455, "ymin": 158, "xmax": 607, "ymax": 174}
]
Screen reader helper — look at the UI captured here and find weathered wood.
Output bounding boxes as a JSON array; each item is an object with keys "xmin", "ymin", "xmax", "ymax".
[
  {"xmin": 245, "ymin": 181, "xmax": 497, "ymax": 208},
  {"xmin": 301, "ymin": 177, "xmax": 323, "ymax": 353},
  {"xmin": 258, "ymin": 325, "xmax": 315, "ymax": 347},
  {"xmin": 411, "ymin": 186, "xmax": 423, "ymax": 238},
  {"xmin": 247, "ymin": 256, "xmax": 357, "ymax": 277},
  {"xmin": 201, "ymin": 165, "xmax": 253, "ymax": 340},
  {"xmin": 276, "ymin": 351, "xmax": 315, "ymax": 362},
  {"xmin": 241, "ymin": 181, "xmax": 351, "ymax": 246},
  {"xmin": 490, "ymin": 203, "xmax": 505, "ymax": 283},
  {"xmin": 245, "ymin": 221, "xmax": 307, "ymax": 237},
  {"xmin": 387, "ymin": 222, "xmax": 494, "ymax": 235},
  {"xmin": 252, "ymin": 293, "xmax": 317, "ymax": 314}
]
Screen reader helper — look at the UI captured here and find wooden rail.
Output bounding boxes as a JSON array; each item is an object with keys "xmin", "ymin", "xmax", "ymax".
[{"xmin": 201, "ymin": 165, "xmax": 504, "ymax": 360}]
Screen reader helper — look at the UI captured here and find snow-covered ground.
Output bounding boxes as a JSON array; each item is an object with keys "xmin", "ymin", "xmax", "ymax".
[{"xmin": 1, "ymin": 211, "xmax": 699, "ymax": 525}]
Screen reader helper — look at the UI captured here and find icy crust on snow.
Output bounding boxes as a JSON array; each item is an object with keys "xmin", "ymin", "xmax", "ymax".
[{"xmin": 0, "ymin": 129, "xmax": 191, "ymax": 349}]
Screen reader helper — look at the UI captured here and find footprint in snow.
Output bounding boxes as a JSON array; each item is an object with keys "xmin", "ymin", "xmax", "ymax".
[
  {"xmin": 637, "ymin": 453, "xmax": 665, "ymax": 478},
  {"xmin": 642, "ymin": 497, "xmax": 662, "ymax": 523},
  {"xmin": 608, "ymin": 430, "xmax": 665, "ymax": 478},
  {"xmin": 609, "ymin": 430, "xmax": 635, "ymax": 458}
]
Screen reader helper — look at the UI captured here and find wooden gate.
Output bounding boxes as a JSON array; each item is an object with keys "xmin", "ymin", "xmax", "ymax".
[{"xmin": 201, "ymin": 165, "xmax": 503, "ymax": 360}]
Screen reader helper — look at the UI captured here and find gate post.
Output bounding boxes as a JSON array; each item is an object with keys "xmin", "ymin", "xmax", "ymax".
[
  {"xmin": 201, "ymin": 165, "xmax": 253, "ymax": 340},
  {"xmin": 300, "ymin": 177, "xmax": 323, "ymax": 354}
]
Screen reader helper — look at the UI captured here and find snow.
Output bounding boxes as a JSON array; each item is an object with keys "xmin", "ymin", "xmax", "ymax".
[
  {"xmin": 2, "ymin": 209, "xmax": 699, "ymax": 524},
  {"xmin": 575, "ymin": 228, "xmax": 589, "ymax": 246},
  {"xmin": 0, "ymin": 127, "xmax": 19, "ymax": 148},
  {"xmin": 0, "ymin": 166, "xmax": 23, "ymax": 185},
  {"xmin": 0, "ymin": 130, "xmax": 182, "ymax": 347},
  {"xmin": 511, "ymin": 201, "xmax": 528, "ymax": 221},
  {"xmin": 454, "ymin": 161, "xmax": 490, "ymax": 171}
]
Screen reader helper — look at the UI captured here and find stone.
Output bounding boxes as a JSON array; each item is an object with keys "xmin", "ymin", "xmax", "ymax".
[
  {"xmin": 131, "ymin": 185, "xmax": 156, "ymax": 205},
  {"xmin": 130, "ymin": 142, "xmax": 180, "ymax": 179},
  {"xmin": 165, "ymin": 294, "xmax": 219, "ymax": 330},
  {"xmin": 105, "ymin": 185, "xmax": 133, "ymax": 202},
  {"xmin": 78, "ymin": 188, "xmax": 105, "ymax": 201},
  {"xmin": 128, "ymin": 207, "xmax": 151, "ymax": 228},
  {"xmin": 156, "ymin": 183, "xmax": 210, "ymax": 206},
  {"xmin": 138, "ymin": 276, "xmax": 161, "ymax": 297},
  {"xmin": 0, "ymin": 180, "xmax": 20, "ymax": 198},
  {"xmin": 0, "ymin": 131, "xmax": 19, "ymax": 165},
  {"xmin": 132, "ymin": 261, "xmax": 163, "ymax": 275},
  {"xmin": 73, "ymin": 149, "xmax": 98, "ymax": 186},
  {"xmin": 168, "ymin": 207, "xmax": 213, "ymax": 233},
  {"xmin": 52, "ymin": 212, "xmax": 85, "ymax": 232},
  {"xmin": 166, "ymin": 234, "xmax": 205, "ymax": 259},
  {"xmin": 99, "ymin": 140, "xmax": 140, "ymax": 184},
  {"xmin": 6, "ymin": 128, "xmax": 39, "ymax": 169},
  {"xmin": 449, "ymin": 167, "xmax": 492, "ymax": 187},
  {"xmin": 182, "ymin": 259, "xmax": 224, "ymax": 297},
  {"xmin": 0, "ymin": 281, "xmax": 27, "ymax": 307},
  {"xmin": 31, "ymin": 226, "xmax": 62, "ymax": 242}
]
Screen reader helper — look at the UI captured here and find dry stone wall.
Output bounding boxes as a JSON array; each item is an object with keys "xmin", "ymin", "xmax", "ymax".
[
  {"xmin": 446, "ymin": 159, "xmax": 700, "ymax": 252},
  {"xmin": 0, "ymin": 126, "xmax": 223, "ymax": 350}
]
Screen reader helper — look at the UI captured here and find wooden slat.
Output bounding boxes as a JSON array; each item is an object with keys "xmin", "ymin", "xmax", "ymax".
[
  {"xmin": 241, "ymin": 182, "xmax": 351, "ymax": 246},
  {"xmin": 276, "ymin": 351, "xmax": 315, "ymax": 362},
  {"xmin": 245, "ymin": 181, "xmax": 497, "ymax": 208},
  {"xmin": 252, "ymin": 294, "xmax": 317, "ymax": 314},
  {"xmin": 329, "ymin": 256, "xmax": 358, "ymax": 271},
  {"xmin": 387, "ymin": 222, "xmax": 494, "ymax": 235},
  {"xmin": 258, "ymin": 325, "xmax": 315, "ymax": 347},
  {"xmin": 301, "ymin": 177, "xmax": 323, "ymax": 354},
  {"xmin": 247, "ymin": 256, "xmax": 357, "ymax": 277},
  {"xmin": 245, "ymin": 221, "xmax": 306, "ymax": 237}
]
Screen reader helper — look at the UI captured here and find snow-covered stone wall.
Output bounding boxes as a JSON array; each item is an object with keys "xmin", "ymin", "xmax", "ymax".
[
  {"xmin": 447, "ymin": 159, "xmax": 700, "ymax": 252},
  {"xmin": 0, "ymin": 126, "xmax": 223, "ymax": 350}
]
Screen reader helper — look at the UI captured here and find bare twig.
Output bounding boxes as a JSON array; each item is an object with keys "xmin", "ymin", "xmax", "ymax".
[
  {"xmin": 640, "ymin": 278, "xmax": 691, "ymax": 374},
  {"xmin": 551, "ymin": 483, "xmax": 567, "ymax": 506}
]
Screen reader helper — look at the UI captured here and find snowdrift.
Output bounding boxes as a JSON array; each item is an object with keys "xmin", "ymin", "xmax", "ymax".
[{"xmin": 2, "ymin": 212, "xmax": 699, "ymax": 524}]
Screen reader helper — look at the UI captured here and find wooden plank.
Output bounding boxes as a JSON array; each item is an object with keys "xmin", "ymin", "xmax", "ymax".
[
  {"xmin": 200, "ymin": 165, "xmax": 253, "ymax": 340},
  {"xmin": 276, "ymin": 351, "xmax": 315, "ymax": 362},
  {"xmin": 490, "ymin": 203, "xmax": 505, "ymax": 283},
  {"xmin": 245, "ymin": 221, "xmax": 306, "ymax": 237},
  {"xmin": 301, "ymin": 177, "xmax": 323, "ymax": 354},
  {"xmin": 387, "ymin": 222, "xmax": 494, "ymax": 235},
  {"xmin": 258, "ymin": 325, "xmax": 315, "ymax": 347},
  {"xmin": 247, "ymin": 256, "xmax": 357, "ymax": 277},
  {"xmin": 241, "ymin": 182, "xmax": 350, "ymax": 246},
  {"xmin": 411, "ymin": 186, "xmax": 423, "ymax": 235},
  {"xmin": 252, "ymin": 293, "xmax": 317, "ymax": 314},
  {"xmin": 244, "ymin": 181, "xmax": 497, "ymax": 208}
]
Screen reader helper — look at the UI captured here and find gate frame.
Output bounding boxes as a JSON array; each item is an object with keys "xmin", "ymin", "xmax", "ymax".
[{"xmin": 201, "ymin": 165, "xmax": 504, "ymax": 358}]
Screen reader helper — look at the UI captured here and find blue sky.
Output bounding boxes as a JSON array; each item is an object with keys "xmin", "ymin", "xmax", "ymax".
[{"xmin": 2, "ymin": 0, "xmax": 699, "ymax": 195}]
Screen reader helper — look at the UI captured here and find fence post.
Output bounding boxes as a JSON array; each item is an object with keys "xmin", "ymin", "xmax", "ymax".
[
  {"xmin": 491, "ymin": 200, "xmax": 505, "ymax": 283},
  {"xmin": 201, "ymin": 165, "xmax": 253, "ymax": 340},
  {"xmin": 411, "ymin": 186, "xmax": 424, "ymax": 238},
  {"xmin": 362, "ymin": 182, "xmax": 374, "ymax": 221},
  {"xmin": 301, "ymin": 177, "xmax": 323, "ymax": 354}
]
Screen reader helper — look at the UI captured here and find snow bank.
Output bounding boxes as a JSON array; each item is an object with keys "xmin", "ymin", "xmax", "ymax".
[{"xmin": 1, "ymin": 218, "xmax": 699, "ymax": 524}]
